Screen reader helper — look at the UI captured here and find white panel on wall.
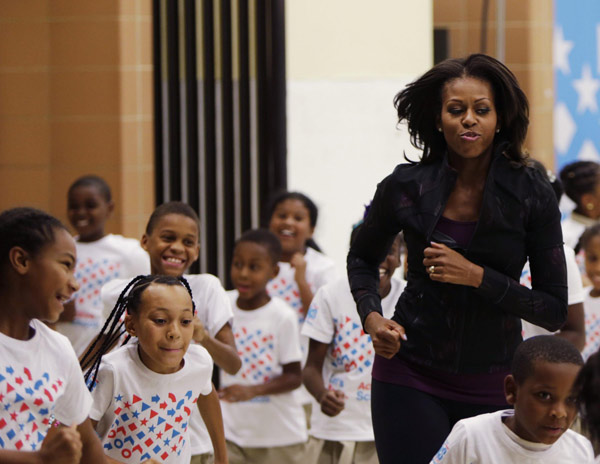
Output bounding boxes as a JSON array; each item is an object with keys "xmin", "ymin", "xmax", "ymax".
[{"xmin": 287, "ymin": 79, "xmax": 421, "ymax": 273}]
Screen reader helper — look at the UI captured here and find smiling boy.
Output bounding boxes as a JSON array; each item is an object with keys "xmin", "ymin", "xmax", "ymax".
[{"xmin": 431, "ymin": 336, "xmax": 594, "ymax": 463}]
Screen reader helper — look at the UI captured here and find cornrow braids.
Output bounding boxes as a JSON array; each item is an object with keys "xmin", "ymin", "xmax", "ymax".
[{"xmin": 82, "ymin": 274, "xmax": 195, "ymax": 390}]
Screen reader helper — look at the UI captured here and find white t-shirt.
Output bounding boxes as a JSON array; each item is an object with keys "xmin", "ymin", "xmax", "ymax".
[
  {"xmin": 582, "ymin": 287, "xmax": 600, "ymax": 361},
  {"xmin": 266, "ymin": 247, "xmax": 337, "ymax": 404},
  {"xmin": 220, "ymin": 292, "xmax": 307, "ymax": 447},
  {"xmin": 0, "ymin": 320, "xmax": 92, "ymax": 451},
  {"xmin": 562, "ymin": 212, "xmax": 595, "ymax": 250},
  {"xmin": 90, "ymin": 342, "xmax": 213, "ymax": 463},
  {"xmin": 431, "ymin": 409, "xmax": 594, "ymax": 464},
  {"xmin": 301, "ymin": 275, "xmax": 405, "ymax": 441},
  {"xmin": 521, "ymin": 245, "xmax": 584, "ymax": 339},
  {"xmin": 101, "ymin": 273, "xmax": 233, "ymax": 455},
  {"xmin": 57, "ymin": 234, "xmax": 150, "ymax": 356}
]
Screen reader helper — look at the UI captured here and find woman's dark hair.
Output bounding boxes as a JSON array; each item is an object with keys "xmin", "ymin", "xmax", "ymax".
[
  {"xmin": 145, "ymin": 201, "xmax": 200, "ymax": 235},
  {"xmin": 394, "ymin": 53, "xmax": 529, "ymax": 165},
  {"xmin": 68, "ymin": 175, "xmax": 112, "ymax": 203},
  {"xmin": 574, "ymin": 352, "xmax": 600, "ymax": 444},
  {"xmin": 235, "ymin": 229, "xmax": 282, "ymax": 265},
  {"xmin": 0, "ymin": 207, "xmax": 68, "ymax": 267},
  {"xmin": 559, "ymin": 161, "xmax": 600, "ymax": 207},
  {"xmin": 527, "ymin": 159, "xmax": 564, "ymax": 202},
  {"xmin": 264, "ymin": 190, "xmax": 322, "ymax": 252},
  {"xmin": 81, "ymin": 275, "xmax": 196, "ymax": 388}
]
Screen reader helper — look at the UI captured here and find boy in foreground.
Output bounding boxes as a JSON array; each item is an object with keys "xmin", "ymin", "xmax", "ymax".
[{"xmin": 431, "ymin": 335, "xmax": 594, "ymax": 463}]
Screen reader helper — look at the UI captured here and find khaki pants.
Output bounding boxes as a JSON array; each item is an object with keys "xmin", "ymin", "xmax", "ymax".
[
  {"xmin": 306, "ymin": 436, "xmax": 379, "ymax": 464},
  {"xmin": 226, "ymin": 440, "xmax": 307, "ymax": 464},
  {"xmin": 190, "ymin": 453, "xmax": 214, "ymax": 464}
]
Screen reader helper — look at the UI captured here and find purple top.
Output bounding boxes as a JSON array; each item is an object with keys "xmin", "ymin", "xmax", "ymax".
[
  {"xmin": 371, "ymin": 215, "xmax": 508, "ymax": 405},
  {"xmin": 435, "ymin": 215, "xmax": 477, "ymax": 249},
  {"xmin": 372, "ymin": 355, "xmax": 509, "ymax": 405}
]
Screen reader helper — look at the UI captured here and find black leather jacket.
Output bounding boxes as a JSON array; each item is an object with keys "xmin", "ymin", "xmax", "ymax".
[{"xmin": 347, "ymin": 151, "xmax": 568, "ymax": 374}]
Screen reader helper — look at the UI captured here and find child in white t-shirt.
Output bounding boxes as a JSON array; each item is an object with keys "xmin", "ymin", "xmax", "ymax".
[
  {"xmin": 576, "ymin": 224, "xmax": 600, "ymax": 361},
  {"xmin": 85, "ymin": 274, "xmax": 227, "ymax": 464},
  {"xmin": 302, "ymin": 229, "xmax": 405, "ymax": 464},
  {"xmin": 266, "ymin": 191, "xmax": 337, "ymax": 407},
  {"xmin": 56, "ymin": 175, "xmax": 150, "ymax": 356},
  {"xmin": 88, "ymin": 201, "xmax": 240, "ymax": 463},
  {"xmin": 219, "ymin": 229, "xmax": 307, "ymax": 464},
  {"xmin": 0, "ymin": 207, "xmax": 105, "ymax": 463},
  {"xmin": 431, "ymin": 335, "xmax": 594, "ymax": 464}
]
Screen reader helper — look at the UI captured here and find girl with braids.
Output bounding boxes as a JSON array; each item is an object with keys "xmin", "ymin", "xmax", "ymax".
[
  {"xmin": 85, "ymin": 275, "xmax": 227, "ymax": 464},
  {"xmin": 348, "ymin": 54, "xmax": 567, "ymax": 463},
  {"xmin": 559, "ymin": 160, "xmax": 600, "ymax": 250},
  {"xmin": 96, "ymin": 201, "xmax": 239, "ymax": 463},
  {"xmin": 0, "ymin": 207, "xmax": 105, "ymax": 463}
]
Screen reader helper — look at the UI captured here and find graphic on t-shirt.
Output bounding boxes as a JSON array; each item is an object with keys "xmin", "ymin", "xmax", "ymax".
[
  {"xmin": 330, "ymin": 316, "xmax": 373, "ymax": 375},
  {"xmin": 234, "ymin": 327, "xmax": 277, "ymax": 383},
  {"xmin": 102, "ymin": 391, "xmax": 196, "ymax": 461},
  {"xmin": 584, "ymin": 313, "xmax": 600, "ymax": 361},
  {"xmin": 74, "ymin": 258, "xmax": 122, "ymax": 327},
  {"xmin": 267, "ymin": 278, "xmax": 303, "ymax": 322},
  {"xmin": 0, "ymin": 365, "xmax": 64, "ymax": 451}
]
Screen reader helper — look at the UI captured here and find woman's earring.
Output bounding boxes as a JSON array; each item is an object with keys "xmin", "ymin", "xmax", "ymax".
[
  {"xmin": 496, "ymin": 128, "xmax": 500, "ymax": 133},
  {"xmin": 587, "ymin": 203, "xmax": 595, "ymax": 211},
  {"xmin": 437, "ymin": 127, "xmax": 442, "ymax": 133}
]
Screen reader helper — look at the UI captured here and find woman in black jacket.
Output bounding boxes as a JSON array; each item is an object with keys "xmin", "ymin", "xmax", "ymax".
[{"xmin": 347, "ymin": 54, "xmax": 567, "ymax": 463}]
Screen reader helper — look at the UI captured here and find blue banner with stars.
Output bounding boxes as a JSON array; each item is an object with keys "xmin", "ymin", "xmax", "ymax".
[{"xmin": 555, "ymin": 0, "xmax": 600, "ymax": 169}]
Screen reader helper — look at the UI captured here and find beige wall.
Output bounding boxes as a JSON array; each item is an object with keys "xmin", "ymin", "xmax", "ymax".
[
  {"xmin": 434, "ymin": 0, "xmax": 555, "ymax": 168},
  {"xmin": 286, "ymin": 0, "xmax": 433, "ymax": 272},
  {"xmin": 287, "ymin": 0, "xmax": 432, "ymax": 79},
  {"xmin": 0, "ymin": 0, "xmax": 154, "ymax": 239}
]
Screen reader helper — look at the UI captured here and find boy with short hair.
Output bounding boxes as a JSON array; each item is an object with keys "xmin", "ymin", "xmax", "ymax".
[
  {"xmin": 219, "ymin": 228, "xmax": 307, "ymax": 464},
  {"xmin": 431, "ymin": 335, "xmax": 594, "ymax": 463},
  {"xmin": 57, "ymin": 175, "xmax": 149, "ymax": 356}
]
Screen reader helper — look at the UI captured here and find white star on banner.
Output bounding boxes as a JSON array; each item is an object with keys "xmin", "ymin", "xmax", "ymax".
[
  {"xmin": 573, "ymin": 64, "xmax": 600, "ymax": 113},
  {"xmin": 554, "ymin": 102, "xmax": 577, "ymax": 155},
  {"xmin": 578, "ymin": 139, "xmax": 600, "ymax": 161},
  {"xmin": 554, "ymin": 26, "xmax": 574, "ymax": 74}
]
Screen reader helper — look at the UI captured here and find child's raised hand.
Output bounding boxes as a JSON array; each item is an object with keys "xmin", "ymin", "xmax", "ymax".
[
  {"xmin": 193, "ymin": 317, "xmax": 208, "ymax": 344},
  {"xmin": 319, "ymin": 389, "xmax": 345, "ymax": 417},
  {"xmin": 218, "ymin": 384, "xmax": 255, "ymax": 402},
  {"xmin": 290, "ymin": 252, "xmax": 308, "ymax": 281},
  {"xmin": 40, "ymin": 423, "xmax": 82, "ymax": 464}
]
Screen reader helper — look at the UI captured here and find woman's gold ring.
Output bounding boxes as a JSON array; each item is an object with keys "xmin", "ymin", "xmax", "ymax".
[{"xmin": 428, "ymin": 265, "xmax": 435, "ymax": 275}]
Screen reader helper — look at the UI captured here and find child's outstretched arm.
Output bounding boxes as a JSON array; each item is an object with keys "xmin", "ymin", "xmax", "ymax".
[
  {"xmin": 303, "ymin": 338, "xmax": 345, "ymax": 417},
  {"xmin": 193, "ymin": 320, "xmax": 241, "ymax": 374},
  {"xmin": 219, "ymin": 361, "xmax": 302, "ymax": 402},
  {"xmin": 197, "ymin": 383, "xmax": 228, "ymax": 464},
  {"xmin": 77, "ymin": 418, "xmax": 108, "ymax": 463}
]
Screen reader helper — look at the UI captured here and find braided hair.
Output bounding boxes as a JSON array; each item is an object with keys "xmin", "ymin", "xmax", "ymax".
[{"xmin": 81, "ymin": 274, "xmax": 196, "ymax": 389}]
